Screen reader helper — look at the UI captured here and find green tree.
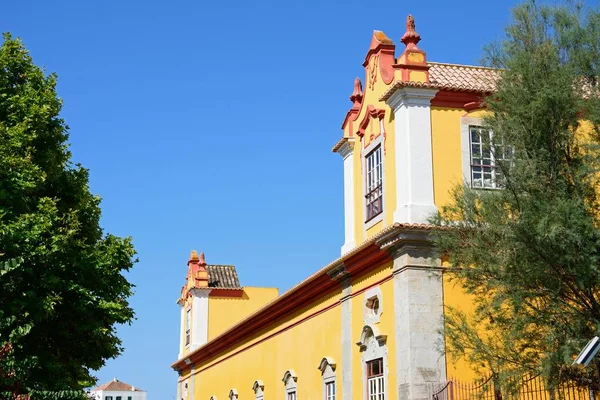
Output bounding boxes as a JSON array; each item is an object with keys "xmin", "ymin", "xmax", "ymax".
[
  {"xmin": 432, "ymin": 0, "xmax": 600, "ymax": 391},
  {"xmin": 0, "ymin": 33, "xmax": 137, "ymax": 397}
]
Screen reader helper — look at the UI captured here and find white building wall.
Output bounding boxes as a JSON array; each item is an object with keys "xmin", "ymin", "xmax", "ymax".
[{"xmin": 91, "ymin": 390, "xmax": 146, "ymax": 400}]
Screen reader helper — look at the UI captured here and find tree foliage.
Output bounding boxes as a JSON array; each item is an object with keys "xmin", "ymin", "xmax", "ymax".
[
  {"xmin": 432, "ymin": 0, "xmax": 600, "ymax": 390},
  {"xmin": 0, "ymin": 33, "xmax": 137, "ymax": 397}
]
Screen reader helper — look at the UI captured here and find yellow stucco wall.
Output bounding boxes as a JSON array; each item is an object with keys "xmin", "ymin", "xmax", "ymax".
[
  {"xmin": 180, "ymin": 259, "xmax": 398, "ymax": 400},
  {"xmin": 430, "ymin": 107, "xmax": 464, "ymax": 208},
  {"xmin": 350, "ymin": 261, "xmax": 395, "ymax": 400},
  {"xmin": 208, "ymin": 287, "xmax": 279, "ymax": 340},
  {"xmin": 186, "ymin": 287, "xmax": 343, "ymax": 400},
  {"xmin": 442, "ymin": 271, "xmax": 479, "ymax": 382},
  {"xmin": 348, "ymin": 55, "xmax": 397, "ymax": 244}
]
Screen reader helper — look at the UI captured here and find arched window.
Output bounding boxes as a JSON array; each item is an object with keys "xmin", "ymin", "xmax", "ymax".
[
  {"xmin": 282, "ymin": 370, "xmax": 298, "ymax": 400},
  {"xmin": 229, "ymin": 390, "xmax": 239, "ymax": 400},
  {"xmin": 252, "ymin": 380, "xmax": 264, "ymax": 400},
  {"xmin": 318, "ymin": 357, "xmax": 337, "ymax": 400},
  {"xmin": 356, "ymin": 324, "xmax": 388, "ymax": 400}
]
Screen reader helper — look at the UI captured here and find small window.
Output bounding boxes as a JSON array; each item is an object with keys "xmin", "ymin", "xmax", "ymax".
[
  {"xmin": 185, "ymin": 308, "xmax": 191, "ymax": 346},
  {"xmin": 116, "ymin": 397, "xmax": 122, "ymax": 400},
  {"xmin": 105, "ymin": 397, "xmax": 113, "ymax": 400},
  {"xmin": 367, "ymin": 358, "xmax": 384, "ymax": 400},
  {"xmin": 365, "ymin": 146, "xmax": 383, "ymax": 222},
  {"xmin": 469, "ymin": 126, "xmax": 511, "ymax": 189},
  {"xmin": 128, "ymin": 397, "xmax": 132, "ymax": 400},
  {"xmin": 366, "ymin": 297, "xmax": 379, "ymax": 316},
  {"xmin": 325, "ymin": 382, "xmax": 335, "ymax": 400}
]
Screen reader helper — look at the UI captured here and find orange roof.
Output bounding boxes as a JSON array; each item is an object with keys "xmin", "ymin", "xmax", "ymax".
[
  {"xmin": 92, "ymin": 378, "xmax": 145, "ymax": 392},
  {"xmin": 379, "ymin": 62, "xmax": 499, "ymax": 101},
  {"xmin": 429, "ymin": 62, "xmax": 499, "ymax": 92}
]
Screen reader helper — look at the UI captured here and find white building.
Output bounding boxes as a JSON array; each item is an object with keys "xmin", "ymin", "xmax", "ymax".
[{"xmin": 90, "ymin": 378, "xmax": 146, "ymax": 400}]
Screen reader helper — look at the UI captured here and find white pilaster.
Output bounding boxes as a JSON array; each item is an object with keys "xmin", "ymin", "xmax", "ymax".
[
  {"xmin": 178, "ymin": 305, "xmax": 186, "ymax": 359},
  {"xmin": 337, "ymin": 138, "xmax": 356, "ymax": 255},
  {"xmin": 190, "ymin": 288, "xmax": 211, "ymax": 350},
  {"xmin": 386, "ymin": 87, "xmax": 438, "ymax": 224}
]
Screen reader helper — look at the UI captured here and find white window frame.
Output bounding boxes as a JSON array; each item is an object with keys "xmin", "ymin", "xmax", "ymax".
[
  {"xmin": 461, "ymin": 117, "xmax": 510, "ymax": 190},
  {"xmin": 367, "ymin": 358, "xmax": 385, "ymax": 400},
  {"xmin": 252, "ymin": 380, "xmax": 264, "ymax": 400},
  {"xmin": 363, "ymin": 286, "xmax": 383, "ymax": 324},
  {"xmin": 362, "ymin": 134, "xmax": 385, "ymax": 230},
  {"xmin": 185, "ymin": 308, "xmax": 191, "ymax": 347},
  {"xmin": 356, "ymin": 324, "xmax": 388, "ymax": 400},
  {"xmin": 282, "ymin": 370, "xmax": 298, "ymax": 400},
  {"xmin": 229, "ymin": 389, "xmax": 239, "ymax": 400},
  {"xmin": 318, "ymin": 357, "xmax": 337, "ymax": 400}
]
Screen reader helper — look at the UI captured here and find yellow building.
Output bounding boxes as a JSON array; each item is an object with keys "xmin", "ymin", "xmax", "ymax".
[{"xmin": 172, "ymin": 15, "xmax": 499, "ymax": 400}]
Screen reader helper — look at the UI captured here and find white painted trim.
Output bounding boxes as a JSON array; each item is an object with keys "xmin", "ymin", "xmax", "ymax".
[
  {"xmin": 283, "ymin": 370, "xmax": 298, "ymax": 399},
  {"xmin": 337, "ymin": 139, "xmax": 356, "ymax": 255},
  {"xmin": 319, "ymin": 360, "xmax": 336, "ymax": 400},
  {"xmin": 357, "ymin": 325, "xmax": 388, "ymax": 400},
  {"xmin": 340, "ymin": 280, "xmax": 352, "ymax": 400},
  {"xmin": 386, "ymin": 87, "xmax": 438, "ymax": 224},
  {"xmin": 363, "ymin": 286, "xmax": 383, "ymax": 325},
  {"xmin": 190, "ymin": 288, "xmax": 211, "ymax": 351},
  {"xmin": 228, "ymin": 389, "xmax": 239, "ymax": 400},
  {"xmin": 362, "ymin": 134, "xmax": 385, "ymax": 233},
  {"xmin": 460, "ymin": 116, "xmax": 484, "ymax": 187},
  {"xmin": 178, "ymin": 306, "xmax": 186, "ymax": 359},
  {"xmin": 252, "ymin": 380, "xmax": 265, "ymax": 400}
]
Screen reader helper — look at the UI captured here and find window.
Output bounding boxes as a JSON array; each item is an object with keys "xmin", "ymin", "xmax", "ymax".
[
  {"xmin": 469, "ymin": 126, "xmax": 511, "ymax": 189},
  {"xmin": 367, "ymin": 358, "xmax": 385, "ymax": 400},
  {"xmin": 325, "ymin": 382, "xmax": 335, "ymax": 400},
  {"xmin": 365, "ymin": 146, "xmax": 383, "ymax": 222},
  {"xmin": 116, "ymin": 397, "xmax": 121, "ymax": 400},
  {"xmin": 253, "ymin": 380, "xmax": 265, "ymax": 400},
  {"xmin": 105, "ymin": 397, "xmax": 113, "ymax": 400},
  {"xmin": 282, "ymin": 370, "xmax": 298, "ymax": 400},
  {"xmin": 185, "ymin": 308, "xmax": 191, "ymax": 346},
  {"xmin": 363, "ymin": 287, "xmax": 383, "ymax": 324},
  {"xmin": 128, "ymin": 397, "xmax": 132, "ymax": 400},
  {"xmin": 318, "ymin": 357, "xmax": 337, "ymax": 400}
]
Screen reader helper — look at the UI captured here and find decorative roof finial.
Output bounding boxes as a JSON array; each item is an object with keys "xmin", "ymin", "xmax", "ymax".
[
  {"xmin": 190, "ymin": 250, "xmax": 199, "ymax": 261},
  {"xmin": 401, "ymin": 14, "xmax": 421, "ymax": 50},
  {"xmin": 349, "ymin": 77, "xmax": 363, "ymax": 107},
  {"xmin": 199, "ymin": 252, "xmax": 206, "ymax": 265}
]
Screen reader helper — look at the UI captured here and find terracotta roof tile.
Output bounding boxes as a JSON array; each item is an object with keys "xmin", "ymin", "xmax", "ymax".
[
  {"xmin": 428, "ymin": 62, "xmax": 499, "ymax": 93},
  {"xmin": 207, "ymin": 265, "xmax": 241, "ymax": 289},
  {"xmin": 379, "ymin": 62, "xmax": 500, "ymax": 101},
  {"xmin": 92, "ymin": 379, "xmax": 144, "ymax": 392}
]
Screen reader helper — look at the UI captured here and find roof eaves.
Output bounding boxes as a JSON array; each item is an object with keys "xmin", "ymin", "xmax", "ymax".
[{"xmin": 172, "ymin": 222, "xmax": 435, "ymax": 370}]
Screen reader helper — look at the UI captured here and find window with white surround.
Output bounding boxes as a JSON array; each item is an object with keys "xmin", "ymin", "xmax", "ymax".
[
  {"xmin": 252, "ymin": 380, "xmax": 264, "ymax": 400},
  {"xmin": 229, "ymin": 389, "xmax": 239, "ymax": 400},
  {"xmin": 325, "ymin": 382, "xmax": 335, "ymax": 400},
  {"xmin": 363, "ymin": 286, "xmax": 383, "ymax": 324},
  {"xmin": 365, "ymin": 145, "xmax": 383, "ymax": 222},
  {"xmin": 469, "ymin": 126, "xmax": 511, "ymax": 189},
  {"xmin": 357, "ymin": 325, "xmax": 388, "ymax": 400},
  {"xmin": 282, "ymin": 370, "xmax": 298, "ymax": 400},
  {"xmin": 367, "ymin": 358, "xmax": 385, "ymax": 400},
  {"xmin": 185, "ymin": 308, "xmax": 191, "ymax": 346},
  {"xmin": 318, "ymin": 357, "xmax": 337, "ymax": 400}
]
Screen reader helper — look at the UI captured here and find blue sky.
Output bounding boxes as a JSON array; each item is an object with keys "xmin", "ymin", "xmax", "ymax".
[{"xmin": 3, "ymin": 1, "xmax": 527, "ymax": 399}]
